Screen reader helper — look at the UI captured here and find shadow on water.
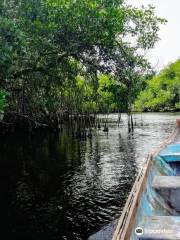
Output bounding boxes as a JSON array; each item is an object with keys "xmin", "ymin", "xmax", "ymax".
[{"xmin": 0, "ymin": 113, "xmax": 179, "ymax": 239}]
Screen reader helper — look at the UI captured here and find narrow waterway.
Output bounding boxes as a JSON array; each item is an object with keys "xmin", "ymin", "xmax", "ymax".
[{"xmin": 0, "ymin": 113, "xmax": 179, "ymax": 240}]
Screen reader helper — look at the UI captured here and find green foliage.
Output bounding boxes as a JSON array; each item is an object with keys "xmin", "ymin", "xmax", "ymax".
[
  {"xmin": 0, "ymin": 89, "xmax": 9, "ymax": 119},
  {"xmin": 0, "ymin": 0, "xmax": 165, "ymax": 119},
  {"xmin": 135, "ymin": 60, "xmax": 180, "ymax": 112}
]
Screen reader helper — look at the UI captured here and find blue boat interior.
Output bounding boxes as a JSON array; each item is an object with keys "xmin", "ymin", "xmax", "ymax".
[
  {"xmin": 131, "ymin": 137, "xmax": 180, "ymax": 239},
  {"xmin": 159, "ymin": 143, "xmax": 180, "ymax": 163}
]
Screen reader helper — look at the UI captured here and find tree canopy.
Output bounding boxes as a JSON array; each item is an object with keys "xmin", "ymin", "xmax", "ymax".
[
  {"xmin": 0, "ymin": 0, "xmax": 166, "ymax": 122},
  {"xmin": 135, "ymin": 59, "xmax": 180, "ymax": 112}
]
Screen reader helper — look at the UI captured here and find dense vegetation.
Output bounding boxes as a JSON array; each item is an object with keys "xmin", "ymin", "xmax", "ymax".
[
  {"xmin": 0, "ymin": 89, "xmax": 9, "ymax": 120},
  {"xmin": 0, "ymin": 0, "xmax": 165, "ymax": 129},
  {"xmin": 135, "ymin": 59, "xmax": 180, "ymax": 112}
]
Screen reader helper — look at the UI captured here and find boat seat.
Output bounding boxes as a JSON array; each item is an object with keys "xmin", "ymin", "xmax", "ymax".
[
  {"xmin": 159, "ymin": 143, "xmax": 180, "ymax": 162},
  {"xmin": 137, "ymin": 216, "xmax": 180, "ymax": 239},
  {"xmin": 152, "ymin": 176, "xmax": 180, "ymax": 212}
]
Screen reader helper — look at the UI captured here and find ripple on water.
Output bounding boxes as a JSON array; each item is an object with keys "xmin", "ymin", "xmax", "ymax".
[{"xmin": 0, "ymin": 113, "xmax": 179, "ymax": 239}]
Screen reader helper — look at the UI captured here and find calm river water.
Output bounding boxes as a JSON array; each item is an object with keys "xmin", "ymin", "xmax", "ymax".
[{"xmin": 0, "ymin": 113, "xmax": 179, "ymax": 240}]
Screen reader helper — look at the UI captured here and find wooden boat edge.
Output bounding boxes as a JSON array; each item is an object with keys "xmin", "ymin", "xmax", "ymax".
[{"xmin": 112, "ymin": 123, "xmax": 180, "ymax": 240}]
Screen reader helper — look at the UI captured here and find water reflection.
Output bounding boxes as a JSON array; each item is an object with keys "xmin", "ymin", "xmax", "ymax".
[{"xmin": 0, "ymin": 113, "xmax": 179, "ymax": 239}]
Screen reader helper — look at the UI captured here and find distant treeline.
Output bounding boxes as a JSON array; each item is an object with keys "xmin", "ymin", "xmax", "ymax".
[{"xmin": 135, "ymin": 60, "xmax": 180, "ymax": 112}]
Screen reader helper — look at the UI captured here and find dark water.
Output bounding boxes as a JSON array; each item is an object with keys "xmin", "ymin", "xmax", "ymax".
[{"xmin": 0, "ymin": 113, "xmax": 179, "ymax": 240}]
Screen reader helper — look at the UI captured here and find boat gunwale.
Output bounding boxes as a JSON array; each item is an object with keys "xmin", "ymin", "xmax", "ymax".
[{"xmin": 112, "ymin": 125, "xmax": 179, "ymax": 240}]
